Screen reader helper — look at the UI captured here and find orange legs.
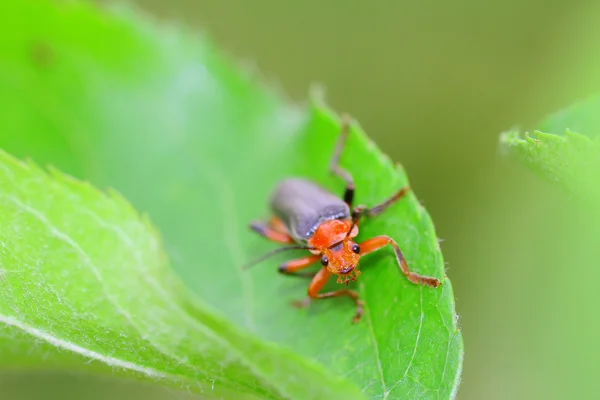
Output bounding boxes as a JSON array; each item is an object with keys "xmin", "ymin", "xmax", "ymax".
[
  {"xmin": 250, "ymin": 216, "xmax": 295, "ymax": 244},
  {"xmin": 359, "ymin": 235, "xmax": 441, "ymax": 287},
  {"xmin": 278, "ymin": 254, "xmax": 320, "ymax": 278},
  {"xmin": 292, "ymin": 232, "xmax": 440, "ymax": 323},
  {"xmin": 348, "ymin": 186, "xmax": 440, "ymax": 287},
  {"xmin": 294, "ymin": 267, "xmax": 365, "ymax": 323},
  {"xmin": 269, "ymin": 216, "xmax": 289, "ymax": 234},
  {"xmin": 249, "ymin": 116, "xmax": 442, "ymax": 324}
]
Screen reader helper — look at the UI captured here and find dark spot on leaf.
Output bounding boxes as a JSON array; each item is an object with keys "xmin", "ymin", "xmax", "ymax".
[{"xmin": 30, "ymin": 41, "xmax": 54, "ymax": 68}]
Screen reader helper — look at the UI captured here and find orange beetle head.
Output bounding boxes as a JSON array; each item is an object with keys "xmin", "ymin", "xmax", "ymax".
[{"xmin": 308, "ymin": 219, "xmax": 362, "ymax": 285}]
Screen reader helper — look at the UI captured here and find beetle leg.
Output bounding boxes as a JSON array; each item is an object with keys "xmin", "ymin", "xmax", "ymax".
[
  {"xmin": 293, "ymin": 267, "xmax": 364, "ymax": 323},
  {"xmin": 270, "ymin": 216, "xmax": 290, "ymax": 234},
  {"xmin": 365, "ymin": 186, "xmax": 411, "ymax": 217},
  {"xmin": 329, "ymin": 114, "xmax": 355, "ymax": 207},
  {"xmin": 250, "ymin": 221, "xmax": 295, "ymax": 244},
  {"xmin": 350, "ymin": 205, "xmax": 367, "ymax": 225},
  {"xmin": 359, "ymin": 235, "xmax": 441, "ymax": 287},
  {"xmin": 278, "ymin": 254, "xmax": 320, "ymax": 278},
  {"xmin": 348, "ymin": 186, "xmax": 410, "ymax": 232},
  {"xmin": 348, "ymin": 186, "xmax": 410, "ymax": 230}
]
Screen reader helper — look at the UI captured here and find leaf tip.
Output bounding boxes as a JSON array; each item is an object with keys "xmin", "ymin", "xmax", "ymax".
[{"xmin": 499, "ymin": 128, "xmax": 523, "ymax": 145}]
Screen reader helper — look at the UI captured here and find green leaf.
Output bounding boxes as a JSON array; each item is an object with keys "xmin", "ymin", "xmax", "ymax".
[
  {"xmin": 0, "ymin": 0, "xmax": 463, "ymax": 399},
  {"xmin": 0, "ymin": 150, "xmax": 366, "ymax": 400},
  {"xmin": 500, "ymin": 95, "xmax": 600, "ymax": 203}
]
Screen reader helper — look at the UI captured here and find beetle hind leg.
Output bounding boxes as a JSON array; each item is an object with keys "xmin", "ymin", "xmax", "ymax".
[
  {"xmin": 269, "ymin": 216, "xmax": 290, "ymax": 235},
  {"xmin": 329, "ymin": 114, "xmax": 355, "ymax": 207},
  {"xmin": 329, "ymin": 115, "xmax": 410, "ymax": 215},
  {"xmin": 249, "ymin": 220, "xmax": 295, "ymax": 244}
]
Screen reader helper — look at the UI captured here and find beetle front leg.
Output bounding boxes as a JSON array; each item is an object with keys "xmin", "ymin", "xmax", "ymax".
[
  {"xmin": 278, "ymin": 254, "xmax": 320, "ymax": 278},
  {"xmin": 294, "ymin": 267, "xmax": 365, "ymax": 323},
  {"xmin": 360, "ymin": 235, "xmax": 441, "ymax": 287}
]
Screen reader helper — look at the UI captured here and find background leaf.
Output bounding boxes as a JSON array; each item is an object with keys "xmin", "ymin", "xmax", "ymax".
[
  {"xmin": 500, "ymin": 95, "xmax": 600, "ymax": 203},
  {"xmin": 0, "ymin": 0, "xmax": 462, "ymax": 399},
  {"xmin": 498, "ymin": 94, "xmax": 600, "ymax": 400}
]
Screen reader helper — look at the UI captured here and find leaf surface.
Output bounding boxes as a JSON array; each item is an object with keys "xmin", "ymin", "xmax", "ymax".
[
  {"xmin": 0, "ymin": 150, "xmax": 367, "ymax": 400},
  {"xmin": 0, "ymin": 1, "xmax": 463, "ymax": 398}
]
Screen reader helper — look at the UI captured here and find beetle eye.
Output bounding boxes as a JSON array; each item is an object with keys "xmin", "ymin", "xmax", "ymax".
[
  {"xmin": 321, "ymin": 255, "xmax": 329, "ymax": 266},
  {"xmin": 352, "ymin": 244, "xmax": 360, "ymax": 254}
]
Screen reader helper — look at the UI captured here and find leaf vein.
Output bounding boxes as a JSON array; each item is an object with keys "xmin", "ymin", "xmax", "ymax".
[
  {"xmin": 69, "ymin": 209, "xmax": 296, "ymax": 400},
  {"xmin": 0, "ymin": 313, "xmax": 167, "ymax": 378},
  {"xmin": 5, "ymin": 195, "xmax": 190, "ymax": 366},
  {"xmin": 360, "ymin": 280, "xmax": 387, "ymax": 398},
  {"xmin": 194, "ymin": 157, "xmax": 255, "ymax": 330},
  {"xmin": 402, "ymin": 286, "xmax": 424, "ymax": 379}
]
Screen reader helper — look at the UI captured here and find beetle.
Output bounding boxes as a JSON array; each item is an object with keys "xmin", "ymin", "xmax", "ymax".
[{"xmin": 247, "ymin": 115, "xmax": 441, "ymax": 323}]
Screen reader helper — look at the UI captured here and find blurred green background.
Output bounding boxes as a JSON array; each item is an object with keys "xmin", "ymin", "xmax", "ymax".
[{"xmin": 3, "ymin": 0, "xmax": 600, "ymax": 399}]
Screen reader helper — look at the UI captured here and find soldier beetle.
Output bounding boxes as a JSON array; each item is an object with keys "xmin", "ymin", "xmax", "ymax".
[{"xmin": 247, "ymin": 116, "xmax": 441, "ymax": 323}]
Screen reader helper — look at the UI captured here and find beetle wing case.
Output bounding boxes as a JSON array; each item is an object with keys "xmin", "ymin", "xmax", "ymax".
[{"xmin": 270, "ymin": 178, "xmax": 350, "ymax": 242}]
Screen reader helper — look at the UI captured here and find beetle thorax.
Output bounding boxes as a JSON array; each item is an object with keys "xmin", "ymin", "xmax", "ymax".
[{"xmin": 308, "ymin": 219, "xmax": 357, "ymax": 249}]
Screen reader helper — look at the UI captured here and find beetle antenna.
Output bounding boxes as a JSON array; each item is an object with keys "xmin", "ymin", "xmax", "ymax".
[
  {"xmin": 345, "ymin": 220, "xmax": 357, "ymax": 239},
  {"xmin": 243, "ymin": 245, "xmax": 315, "ymax": 269},
  {"xmin": 345, "ymin": 206, "xmax": 364, "ymax": 239}
]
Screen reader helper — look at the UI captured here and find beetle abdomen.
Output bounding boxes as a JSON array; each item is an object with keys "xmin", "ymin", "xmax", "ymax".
[{"xmin": 270, "ymin": 178, "xmax": 350, "ymax": 242}]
